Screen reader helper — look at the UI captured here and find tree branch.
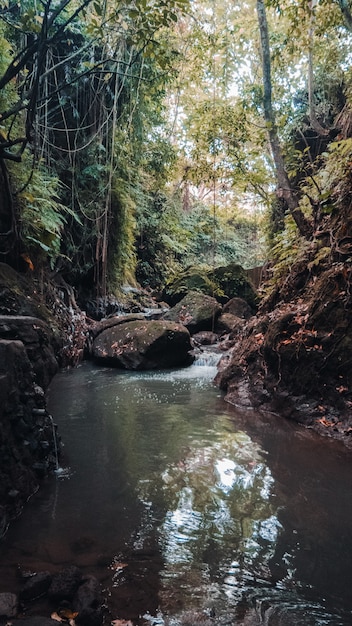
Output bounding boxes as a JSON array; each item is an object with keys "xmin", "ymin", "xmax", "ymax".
[
  {"xmin": 337, "ymin": 0, "xmax": 352, "ymax": 31},
  {"xmin": 308, "ymin": 0, "xmax": 329, "ymax": 137}
]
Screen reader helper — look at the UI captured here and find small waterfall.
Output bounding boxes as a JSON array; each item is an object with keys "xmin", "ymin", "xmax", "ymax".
[
  {"xmin": 193, "ymin": 349, "xmax": 222, "ymax": 367},
  {"xmin": 48, "ymin": 414, "xmax": 71, "ymax": 479},
  {"xmin": 48, "ymin": 414, "xmax": 59, "ymax": 471}
]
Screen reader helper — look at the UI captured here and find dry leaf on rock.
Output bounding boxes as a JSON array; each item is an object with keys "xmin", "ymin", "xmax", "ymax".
[
  {"xmin": 110, "ymin": 562, "xmax": 128, "ymax": 571},
  {"xmin": 59, "ymin": 609, "xmax": 79, "ymax": 620}
]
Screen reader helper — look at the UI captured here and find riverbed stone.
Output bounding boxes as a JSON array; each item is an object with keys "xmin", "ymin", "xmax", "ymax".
[
  {"xmin": 215, "ymin": 313, "xmax": 244, "ymax": 335},
  {"xmin": 192, "ymin": 331, "xmax": 219, "ymax": 345},
  {"xmin": 222, "ymin": 296, "xmax": 254, "ymax": 319},
  {"xmin": 0, "ymin": 591, "xmax": 18, "ymax": 617},
  {"xmin": 48, "ymin": 565, "xmax": 82, "ymax": 601},
  {"xmin": 89, "ymin": 313, "xmax": 145, "ymax": 340},
  {"xmin": 73, "ymin": 575, "xmax": 103, "ymax": 626},
  {"xmin": 20, "ymin": 571, "xmax": 52, "ymax": 603},
  {"xmin": 92, "ymin": 319, "xmax": 193, "ymax": 369},
  {"xmin": 163, "ymin": 291, "xmax": 222, "ymax": 334}
]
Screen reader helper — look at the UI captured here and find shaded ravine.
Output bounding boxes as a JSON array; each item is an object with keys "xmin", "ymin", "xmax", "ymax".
[{"xmin": 0, "ymin": 359, "xmax": 352, "ymax": 624}]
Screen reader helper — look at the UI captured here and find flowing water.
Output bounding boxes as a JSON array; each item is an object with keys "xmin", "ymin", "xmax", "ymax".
[{"xmin": 1, "ymin": 358, "xmax": 352, "ymax": 625}]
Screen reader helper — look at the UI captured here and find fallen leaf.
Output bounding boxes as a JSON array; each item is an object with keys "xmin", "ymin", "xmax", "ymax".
[
  {"xmin": 336, "ymin": 385, "xmax": 348, "ymax": 393},
  {"xmin": 317, "ymin": 417, "xmax": 333, "ymax": 427},
  {"xmin": 21, "ymin": 252, "xmax": 34, "ymax": 271},
  {"xmin": 110, "ymin": 562, "xmax": 128, "ymax": 571},
  {"xmin": 59, "ymin": 609, "xmax": 79, "ymax": 620}
]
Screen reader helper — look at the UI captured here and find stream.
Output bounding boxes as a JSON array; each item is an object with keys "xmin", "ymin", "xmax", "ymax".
[{"xmin": 1, "ymin": 357, "xmax": 352, "ymax": 625}]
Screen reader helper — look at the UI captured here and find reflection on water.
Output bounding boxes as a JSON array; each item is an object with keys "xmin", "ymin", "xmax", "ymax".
[{"xmin": 0, "ymin": 361, "xmax": 352, "ymax": 625}]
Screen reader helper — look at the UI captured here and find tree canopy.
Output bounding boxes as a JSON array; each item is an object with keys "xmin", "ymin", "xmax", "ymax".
[{"xmin": 1, "ymin": 0, "xmax": 352, "ymax": 301}]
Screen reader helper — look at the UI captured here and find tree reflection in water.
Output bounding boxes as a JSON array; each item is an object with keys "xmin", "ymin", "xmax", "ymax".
[{"xmin": 1, "ymin": 362, "xmax": 351, "ymax": 625}]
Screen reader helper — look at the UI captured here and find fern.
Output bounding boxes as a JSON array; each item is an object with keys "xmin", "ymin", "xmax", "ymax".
[{"xmin": 14, "ymin": 161, "xmax": 79, "ymax": 267}]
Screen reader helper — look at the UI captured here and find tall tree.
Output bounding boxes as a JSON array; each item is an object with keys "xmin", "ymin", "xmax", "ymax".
[{"xmin": 256, "ymin": 0, "xmax": 312, "ymax": 237}]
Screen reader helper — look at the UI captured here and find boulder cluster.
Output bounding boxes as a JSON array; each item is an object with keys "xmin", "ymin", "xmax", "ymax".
[
  {"xmin": 88, "ymin": 292, "xmax": 255, "ymax": 369},
  {"xmin": 0, "ymin": 565, "xmax": 102, "ymax": 626},
  {"xmin": 0, "ymin": 256, "xmax": 256, "ymax": 543}
]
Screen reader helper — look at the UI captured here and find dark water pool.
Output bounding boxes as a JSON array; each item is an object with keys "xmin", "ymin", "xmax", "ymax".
[{"xmin": 1, "ymin": 360, "xmax": 352, "ymax": 625}]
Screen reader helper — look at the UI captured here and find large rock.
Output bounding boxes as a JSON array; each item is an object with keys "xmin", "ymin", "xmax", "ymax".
[
  {"xmin": 48, "ymin": 565, "xmax": 82, "ymax": 601},
  {"xmin": 20, "ymin": 572, "xmax": 52, "ymax": 604},
  {"xmin": 212, "ymin": 263, "xmax": 258, "ymax": 307},
  {"xmin": 89, "ymin": 313, "xmax": 145, "ymax": 341},
  {"xmin": 215, "ymin": 297, "xmax": 254, "ymax": 336},
  {"xmin": 215, "ymin": 313, "xmax": 244, "ymax": 335},
  {"xmin": 162, "ymin": 268, "xmax": 222, "ymax": 305},
  {"xmin": 163, "ymin": 291, "xmax": 222, "ymax": 334},
  {"xmin": 73, "ymin": 575, "xmax": 103, "ymax": 626},
  {"xmin": 163, "ymin": 264, "xmax": 258, "ymax": 307},
  {"xmin": 92, "ymin": 319, "xmax": 193, "ymax": 369},
  {"xmin": 0, "ymin": 592, "xmax": 18, "ymax": 618},
  {"xmin": 0, "ymin": 315, "xmax": 58, "ymax": 389},
  {"xmin": 222, "ymin": 296, "xmax": 254, "ymax": 319}
]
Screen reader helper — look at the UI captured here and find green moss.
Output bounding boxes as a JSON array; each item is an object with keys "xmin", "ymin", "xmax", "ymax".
[{"xmin": 164, "ymin": 263, "xmax": 258, "ymax": 307}]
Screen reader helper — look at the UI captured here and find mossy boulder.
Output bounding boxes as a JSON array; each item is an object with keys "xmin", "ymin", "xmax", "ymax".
[
  {"xmin": 163, "ymin": 264, "xmax": 258, "ymax": 308},
  {"xmin": 215, "ymin": 313, "xmax": 245, "ymax": 335},
  {"xmin": 162, "ymin": 267, "xmax": 222, "ymax": 306},
  {"xmin": 163, "ymin": 291, "xmax": 222, "ymax": 334},
  {"xmin": 92, "ymin": 319, "xmax": 193, "ymax": 369},
  {"xmin": 222, "ymin": 297, "xmax": 254, "ymax": 319},
  {"xmin": 212, "ymin": 263, "xmax": 258, "ymax": 307}
]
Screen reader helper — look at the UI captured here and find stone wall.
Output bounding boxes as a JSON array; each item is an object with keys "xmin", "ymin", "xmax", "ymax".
[{"xmin": 0, "ymin": 316, "xmax": 60, "ymax": 536}]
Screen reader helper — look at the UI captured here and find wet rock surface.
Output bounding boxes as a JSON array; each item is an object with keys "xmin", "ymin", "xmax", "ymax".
[
  {"xmin": 162, "ymin": 263, "xmax": 258, "ymax": 308},
  {"xmin": 0, "ymin": 316, "xmax": 58, "ymax": 389},
  {"xmin": 0, "ymin": 591, "xmax": 18, "ymax": 617},
  {"xmin": 0, "ymin": 566, "xmax": 103, "ymax": 626},
  {"xmin": 163, "ymin": 291, "xmax": 222, "ymax": 334},
  {"xmin": 0, "ymin": 267, "xmax": 64, "ymax": 537},
  {"xmin": 92, "ymin": 319, "xmax": 194, "ymax": 369},
  {"xmin": 0, "ymin": 339, "xmax": 60, "ymax": 535}
]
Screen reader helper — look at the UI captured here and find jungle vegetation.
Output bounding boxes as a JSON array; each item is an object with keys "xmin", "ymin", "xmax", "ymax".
[{"xmin": 0, "ymin": 0, "xmax": 352, "ymax": 301}]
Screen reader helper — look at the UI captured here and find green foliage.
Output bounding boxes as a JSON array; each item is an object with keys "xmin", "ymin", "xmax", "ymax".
[
  {"xmin": 266, "ymin": 214, "xmax": 309, "ymax": 287},
  {"xmin": 13, "ymin": 159, "xmax": 78, "ymax": 267},
  {"xmin": 109, "ymin": 177, "xmax": 137, "ymax": 288},
  {"xmin": 163, "ymin": 265, "xmax": 223, "ymax": 303},
  {"xmin": 1, "ymin": 0, "xmax": 352, "ymax": 300},
  {"xmin": 135, "ymin": 187, "xmax": 265, "ymax": 291},
  {"xmin": 163, "ymin": 262, "xmax": 258, "ymax": 306}
]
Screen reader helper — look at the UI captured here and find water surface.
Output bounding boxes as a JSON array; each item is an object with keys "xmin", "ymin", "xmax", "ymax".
[{"xmin": 1, "ymin": 360, "xmax": 352, "ymax": 625}]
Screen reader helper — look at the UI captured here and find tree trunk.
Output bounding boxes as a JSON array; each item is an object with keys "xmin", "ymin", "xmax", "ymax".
[
  {"xmin": 256, "ymin": 0, "xmax": 312, "ymax": 238},
  {"xmin": 308, "ymin": 0, "xmax": 329, "ymax": 137},
  {"xmin": 338, "ymin": 0, "xmax": 352, "ymax": 32}
]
